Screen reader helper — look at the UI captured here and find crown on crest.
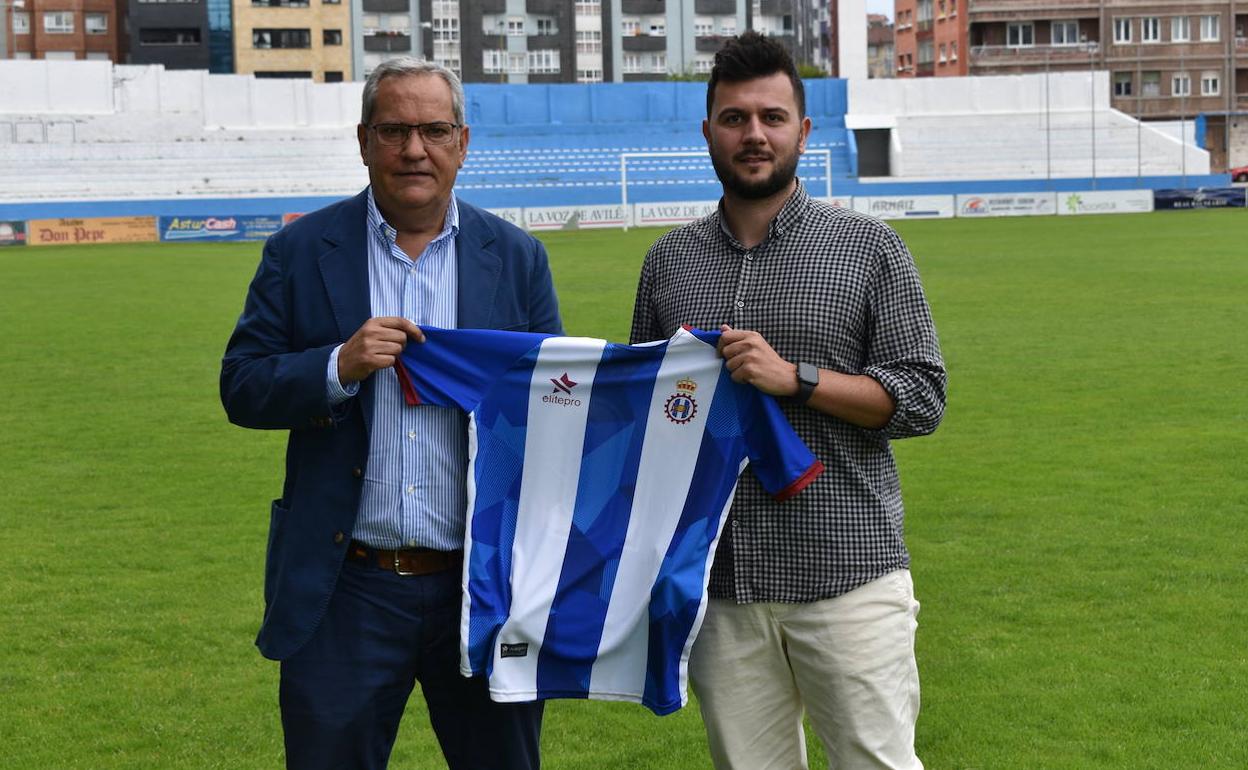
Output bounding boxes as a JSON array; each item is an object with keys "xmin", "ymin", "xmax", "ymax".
[{"xmin": 676, "ymin": 377, "xmax": 698, "ymax": 394}]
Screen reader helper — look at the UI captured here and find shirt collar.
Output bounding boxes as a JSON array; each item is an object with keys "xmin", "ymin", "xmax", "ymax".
[
  {"xmin": 366, "ymin": 187, "xmax": 460, "ymax": 252},
  {"xmin": 715, "ymin": 179, "xmax": 810, "ymax": 250}
]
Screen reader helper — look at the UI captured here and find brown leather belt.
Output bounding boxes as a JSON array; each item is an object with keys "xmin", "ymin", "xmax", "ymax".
[{"xmin": 346, "ymin": 540, "xmax": 463, "ymax": 576}]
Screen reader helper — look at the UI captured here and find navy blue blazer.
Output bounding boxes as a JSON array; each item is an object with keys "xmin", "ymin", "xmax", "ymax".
[{"xmin": 221, "ymin": 190, "xmax": 563, "ymax": 660}]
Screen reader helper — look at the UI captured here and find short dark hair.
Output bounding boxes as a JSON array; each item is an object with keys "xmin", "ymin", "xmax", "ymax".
[{"xmin": 706, "ymin": 31, "xmax": 805, "ymax": 119}]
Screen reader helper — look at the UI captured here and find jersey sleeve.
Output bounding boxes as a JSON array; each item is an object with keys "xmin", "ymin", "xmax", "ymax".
[
  {"xmin": 737, "ymin": 384, "xmax": 825, "ymax": 502},
  {"xmin": 396, "ymin": 326, "xmax": 553, "ymax": 411}
]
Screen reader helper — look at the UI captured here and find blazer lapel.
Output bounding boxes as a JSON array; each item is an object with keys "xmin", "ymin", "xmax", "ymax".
[
  {"xmin": 455, "ymin": 200, "xmax": 502, "ymax": 329},
  {"xmin": 318, "ymin": 190, "xmax": 374, "ymax": 428}
]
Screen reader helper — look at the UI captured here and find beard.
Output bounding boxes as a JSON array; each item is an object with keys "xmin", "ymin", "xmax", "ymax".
[{"xmin": 709, "ymin": 139, "xmax": 802, "ymax": 200}]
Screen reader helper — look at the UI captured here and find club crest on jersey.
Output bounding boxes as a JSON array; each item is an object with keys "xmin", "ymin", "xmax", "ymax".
[{"xmin": 664, "ymin": 378, "xmax": 699, "ymax": 424}]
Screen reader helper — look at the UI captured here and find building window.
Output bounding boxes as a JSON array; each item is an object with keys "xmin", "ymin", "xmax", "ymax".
[
  {"xmin": 719, "ymin": 19, "xmax": 736, "ymax": 35},
  {"xmin": 323, "ymin": 0, "xmax": 340, "ymax": 4},
  {"xmin": 323, "ymin": 29, "xmax": 341, "ymax": 45},
  {"xmin": 1200, "ymin": 14, "xmax": 1219, "ymax": 41},
  {"xmin": 1113, "ymin": 72, "xmax": 1132, "ymax": 97},
  {"xmin": 950, "ymin": 40, "xmax": 957, "ymax": 60},
  {"xmin": 527, "ymin": 49, "xmax": 559, "ymax": 74},
  {"xmin": 948, "ymin": 0, "xmax": 957, "ymax": 17},
  {"xmin": 576, "ymin": 29, "xmax": 601, "ymax": 54},
  {"xmin": 483, "ymin": 49, "xmax": 503, "ymax": 74},
  {"xmin": 324, "ymin": 71, "xmax": 343, "ymax": 82},
  {"xmin": 622, "ymin": 20, "xmax": 639, "ymax": 36},
  {"xmin": 142, "ymin": 27, "xmax": 202, "ymax": 45},
  {"xmin": 252, "ymin": 0, "xmax": 309, "ymax": 6},
  {"xmin": 694, "ymin": 57, "xmax": 713, "ymax": 74},
  {"xmin": 575, "ymin": 1, "xmax": 600, "ymax": 16},
  {"xmin": 1171, "ymin": 16, "xmax": 1189, "ymax": 42},
  {"xmin": 506, "ymin": 17, "xmax": 524, "ymax": 36},
  {"xmin": 85, "ymin": 51, "xmax": 109, "ymax": 60},
  {"xmin": 13, "ymin": 11, "xmax": 30, "ymax": 34},
  {"xmin": 622, "ymin": 53, "xmax": 641, "ymax": 74},
  {"xmin": 85, "ymin": 12, "xmax": 107, "ymax": 34},
  {"xmin": 43, "ymin": 12, "xmax": 74, "ymax": 34},
  {"xmin": 576, "ymin": 68, "xmax": 602, "ymax": 83},
  {"xmin": 694, "ymin": 18, "xmax": 711, "ymax": 36},
  {"xmin": 938, "ymin": 43, "xmax": 946, "ymax": 63},
  {"xmin": 1172, "ymin": 73, "xmax": 1190, "ymax": 97},
  {"xmin": 254, "ymin": 71, "xmax": 311, "ymax": 78},
  {"xmin": 652, "ymin": 53, "xmax": 665, "ymax": 73},
  {"xmin": 1141, "ymin": 71, "xmax": 1160, "ymax": 97},
  {"xmin": 535, "ymin": 17, "xmax": 556, "ymax": 36},
  {"xmin": 1113, "ymin": 18, "xmax": 1131, "ymax": 44},
  {"xmin": 432, "ymin": 17, "xmax": 458, "ymax": 42},
  {"xmin": 1201, "ymin": 73, "xmax": 1220, "ymax": 96},
  {"xmin": 918, "ymin": 40, "xmax": 933, "ymax": 64},
  {"xmin": 650, "ymin": 20, "xmax": 665, "ymax": 36},
  {"xmin": 1006, "ymin": 22, "xmax": 1033, "ymax": 48},
  {"xmin": 252, "ymin": 28, "xmax": 310, "ymax": 49},
  {"xmin": 507, "ymin": 53, "xmax": 525, "ymax": 73},
  {"xmin": 1052, "ymin": 20, "xmax": 1078, "ymax": 46},
  {"xmin": 44, "ymin": 50, "xmax": 76, "ymax": 59},
  {"xmin": 1141, "ymin": 17, "xmax": 1159, "ymax": 42}
]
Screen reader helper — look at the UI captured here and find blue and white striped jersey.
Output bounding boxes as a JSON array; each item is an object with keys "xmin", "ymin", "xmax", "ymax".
[{"xmin": 397, "ymin": 326, "xmax": 823, "ymax": 715}]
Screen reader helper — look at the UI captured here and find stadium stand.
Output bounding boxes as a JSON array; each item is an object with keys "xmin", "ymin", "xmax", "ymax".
[{"xmin": 0, "ymin": 60, "xmax": 1219, "ymax": 219}]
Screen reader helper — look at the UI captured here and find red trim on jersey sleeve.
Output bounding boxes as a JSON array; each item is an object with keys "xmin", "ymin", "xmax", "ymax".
[
  {"xmin": 394, "ymin": 362, "xmax": 421, "ymax": 406},
  {"xmin": 772, "ymin": 460, "xmax": 824, "ymax": 502}
]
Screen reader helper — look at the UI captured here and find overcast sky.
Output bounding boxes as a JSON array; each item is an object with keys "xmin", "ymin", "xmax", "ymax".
[{"xmin": 865, "ymin": 0, "xmax": 893, "ymax": 20}]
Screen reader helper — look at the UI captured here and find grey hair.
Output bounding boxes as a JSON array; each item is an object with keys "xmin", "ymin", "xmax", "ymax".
[{"xmin": 361, "ymin": 58, "xmax": 466, "ymax": 126}]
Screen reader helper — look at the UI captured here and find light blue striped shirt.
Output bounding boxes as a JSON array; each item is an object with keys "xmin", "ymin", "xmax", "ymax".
[{"xmin": 326, "ymin": 189, "xmax": 466, "ymax": 550}]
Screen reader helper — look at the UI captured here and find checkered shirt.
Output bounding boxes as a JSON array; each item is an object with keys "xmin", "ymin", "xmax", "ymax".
[{"xmin": 629, "ymin": 181, "xmax": 946, "ymax": 603}]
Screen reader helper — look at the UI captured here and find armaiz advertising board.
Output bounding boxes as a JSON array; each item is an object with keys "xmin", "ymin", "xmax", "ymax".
[
  {"xmin": 159, "ymin": 215, "xmax": 284, "ymax": 242},
  {"xmin": 28, "ymin": 216, "xmax": 158, "ymax": 246},
  {"xmin": 1057, "ymin": 190, "xmax": 1154, "ymax": 216},
  {"xmin": 853, "ymin": 195, "xmax": 955, "ymax": 220},
  {"xmin": 957, "ymin": 193, "xmax": 1057, "ymax": 218}
]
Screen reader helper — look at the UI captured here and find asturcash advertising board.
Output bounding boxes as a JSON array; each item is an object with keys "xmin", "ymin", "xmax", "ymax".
[{"xmin": 159, "ymin": 215, "xmax": 284, "ymax": 242}]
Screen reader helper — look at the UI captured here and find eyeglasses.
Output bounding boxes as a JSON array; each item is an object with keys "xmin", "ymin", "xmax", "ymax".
[{"xmin": 369, "ymin": 122, "xmax": 461, "ymax": 147}]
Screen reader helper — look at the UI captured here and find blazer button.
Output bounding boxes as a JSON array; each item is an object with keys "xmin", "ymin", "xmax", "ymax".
[
  {"xmin": 333, "ymin": 531, "xmax": 345, "ymax": 544},
  {"xmin": 352, "ymin": 466, "xmax": 363, "ymax": 479}
]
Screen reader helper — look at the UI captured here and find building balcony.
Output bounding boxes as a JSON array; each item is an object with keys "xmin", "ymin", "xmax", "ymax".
[
  {"xmin": 623, "ymin": 0, "xmax": 666, "ymax": 14},
  {"xmin": 1237, "ymin": 37, "xmax": 1248, "ymax": 52},
  {"xmin": 695, "ymin": 0, "xmax": 736, "ymax": 13},
  {"xmin": 621, "ymin": 34, "xmax": 666, "ymax": 52},
  {"xmin": 970, "ymin": 42, "xmax": 1099, "ymax": 67},
  {"xmin": 361, "ymin": 0, "xmax": 408, "ymax": 12},
  {"xmin": 363, "ymin": 33, "xmax": 411, "ymax": 52},
  {"xmin": 968, "ymin": 0, "xmax": 1100, "ymax": 22},
  {"xmin": 916, "ymin": 61, "xmax": 934, "ymax": 76},
  {"xmin": 695, "ymin": 35, "xmax": 729, "ymax": 53}
]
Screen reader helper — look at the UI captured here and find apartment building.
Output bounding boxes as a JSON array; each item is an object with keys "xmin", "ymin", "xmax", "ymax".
[
  {"xmin": 348, "ymin": 0, "xmax": 854, "ymax": 83},
  {"xmin": 867, "ymin": 11, "xmax": 894, "ymax": 77},
  {"xmin": 7, "ymin": 0, "xmax": 122, "ymax": 60},
  {"xmin": 234, "ymin": 0, "xmax": 351, "ymax": 81},
  {"xmin": 894, "ymin": 0, "xmax": 966, "ymax": 76},
  {"xmin": 125, "ymin": 0, "xmax": 211, "ymax": 69}
]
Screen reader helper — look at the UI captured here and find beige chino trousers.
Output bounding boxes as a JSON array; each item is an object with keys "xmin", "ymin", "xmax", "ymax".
[{"xmin": 689, "ymin": 570, "xmax": 923, "ymax": 770}]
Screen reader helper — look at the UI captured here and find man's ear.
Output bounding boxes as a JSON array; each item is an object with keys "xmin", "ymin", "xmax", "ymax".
[{"xmin": 357, "ymin": 124, "xmax": 369, "ymax": 165}]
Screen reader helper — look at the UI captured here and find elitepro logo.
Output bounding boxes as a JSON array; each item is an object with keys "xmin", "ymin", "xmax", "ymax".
[{"xmin": 544, "ymin": 372, "xmax": 583, "ymax": 407}]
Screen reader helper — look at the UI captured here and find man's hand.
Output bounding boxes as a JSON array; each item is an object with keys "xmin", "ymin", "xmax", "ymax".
[
  {"xmin": 716, "ymin": 324, "xmax": 798, "ymax": 398},
  {"xmin": 337, "ymin": 317, "xmax": 424, "ymax": 385}
]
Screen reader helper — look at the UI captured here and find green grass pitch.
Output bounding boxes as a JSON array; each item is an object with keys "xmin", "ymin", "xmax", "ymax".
[{"xmin": 1, "ymin": 210, "xmax": 1245, "ymax": 768}]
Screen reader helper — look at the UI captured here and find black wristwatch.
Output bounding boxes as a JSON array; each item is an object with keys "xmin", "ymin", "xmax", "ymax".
[{"xmin": 795, "ymin": 362, "xmax": 819, "ymax": 404}]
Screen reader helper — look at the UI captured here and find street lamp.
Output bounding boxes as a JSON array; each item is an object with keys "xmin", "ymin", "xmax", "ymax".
[{"xmin": 1, "ymin": 0, "xmax": 29, "ymax": 61}]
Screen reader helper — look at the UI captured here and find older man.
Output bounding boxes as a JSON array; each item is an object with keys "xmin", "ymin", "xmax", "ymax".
[
  {"xmin": 631, "ymin": 33, "xmax": 946, "ymax": 770},
  {"xmin": 221, "ymin": 59, "xmax": 560, "ymax": 770}
]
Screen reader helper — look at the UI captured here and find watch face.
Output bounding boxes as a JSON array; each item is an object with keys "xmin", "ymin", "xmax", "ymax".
[{"xmin": 799, "ymin": 362, "xmax": 819, "ymax": 387}]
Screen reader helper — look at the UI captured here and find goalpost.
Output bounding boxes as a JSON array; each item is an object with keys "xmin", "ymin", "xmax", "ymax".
[{"xmin": 619, "ymin": 149, "xmax": 836, "ymax": 230}]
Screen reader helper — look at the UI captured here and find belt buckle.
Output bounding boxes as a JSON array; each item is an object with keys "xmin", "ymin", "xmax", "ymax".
[{"xmin": 393, "ymin": 550, "xmax": 416, "ymax": 576}]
